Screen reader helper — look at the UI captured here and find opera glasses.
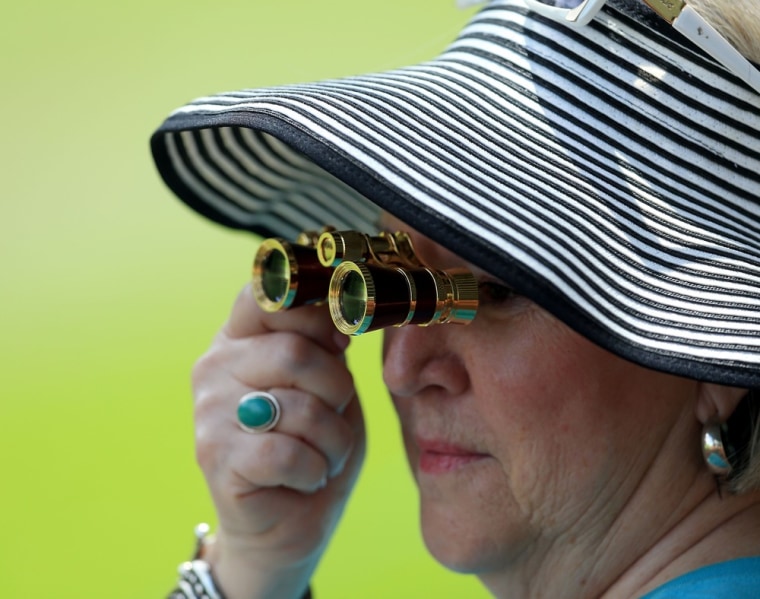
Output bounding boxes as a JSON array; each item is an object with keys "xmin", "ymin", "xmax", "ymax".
[{"xmin": 252, "ymin": 228, "xmax": 479, "ymax": 335}]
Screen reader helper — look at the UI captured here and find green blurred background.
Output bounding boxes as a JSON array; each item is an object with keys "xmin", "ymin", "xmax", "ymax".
[{"xmin": 1, "ymin": 1, "xmax": 491, "ymax": 597}]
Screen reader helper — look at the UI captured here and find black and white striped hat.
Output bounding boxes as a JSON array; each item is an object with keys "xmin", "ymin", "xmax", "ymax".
[{"xmin": 151, "ymin": 0, "xmax": 760, "ymax": 388}]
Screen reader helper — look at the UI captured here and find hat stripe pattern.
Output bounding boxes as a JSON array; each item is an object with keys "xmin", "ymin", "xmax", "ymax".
[
  {"xmin": 165, "ymin": 127, "xmax": 376, "ymax": 235},
  {"xmin": 152, "ymin": 1, "xmax": 760, "ymax": 386}
]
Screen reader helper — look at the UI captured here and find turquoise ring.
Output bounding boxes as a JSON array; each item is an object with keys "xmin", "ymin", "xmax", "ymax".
[{"xmin": 237, "ymin": 391, "xmax": 282, "ymax": 433}]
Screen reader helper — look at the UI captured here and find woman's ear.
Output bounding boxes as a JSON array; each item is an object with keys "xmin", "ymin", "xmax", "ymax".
[{"xmin": 696, "ymin": 383, "xmax": 750, "ymax": 424}]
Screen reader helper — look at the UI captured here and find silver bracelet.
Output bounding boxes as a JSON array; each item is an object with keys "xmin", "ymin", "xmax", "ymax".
[
  {"xmin": 166, "ymin": 523, "xmax": 313, "ymax": 599},
  {"xmin": 167, "ymin": 524, "xmax": 227, "ymax": 599}
]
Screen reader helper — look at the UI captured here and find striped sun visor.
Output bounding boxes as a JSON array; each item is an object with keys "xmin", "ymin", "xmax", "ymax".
[{"xmin": 151, "ymin": 0, "xmax": 760, "ymax": 387}]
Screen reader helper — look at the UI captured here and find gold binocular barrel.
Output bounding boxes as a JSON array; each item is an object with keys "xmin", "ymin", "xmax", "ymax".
[{"xmin": 252, "ymin": 229, "xmax": 478, "ymax": 335}]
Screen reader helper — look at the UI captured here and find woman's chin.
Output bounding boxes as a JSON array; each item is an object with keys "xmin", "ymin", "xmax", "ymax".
[
  {"xmin": 419, "ymin": 503, "xmax": 517, "ymax": 576},
  {"xmin": 422, "ymin": 529, "xmax": 483, "ymax": 573}
]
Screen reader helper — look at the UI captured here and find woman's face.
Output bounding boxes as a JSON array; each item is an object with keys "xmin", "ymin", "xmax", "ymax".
[{"xmin": 381, "ymin": 221, "xmax": 699, "ymax": 583}]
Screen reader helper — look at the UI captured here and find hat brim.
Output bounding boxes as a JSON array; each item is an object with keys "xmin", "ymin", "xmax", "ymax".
[{"xmin": 151, "ymin": 0, "xmax": 760, "ymax": 387}]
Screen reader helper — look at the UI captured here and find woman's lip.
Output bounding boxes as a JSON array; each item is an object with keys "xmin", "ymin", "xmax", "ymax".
[{"xmin": 415, "ymin": 438, "xmax": 489, "ymax": 474}]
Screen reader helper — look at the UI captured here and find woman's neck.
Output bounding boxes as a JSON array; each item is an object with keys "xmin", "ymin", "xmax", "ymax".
[
  {"xmin": 604, "ymin": 489, "xmax": 760, "ymax": 598},
  {"xmin": 478, "ymin": 476, "xmax": 760, "ymax": 599}
]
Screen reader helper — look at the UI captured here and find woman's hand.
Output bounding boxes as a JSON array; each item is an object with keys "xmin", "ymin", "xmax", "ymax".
[{"xmin": 192, "ymin": 284, "xmax": 366, "ymax": 599}]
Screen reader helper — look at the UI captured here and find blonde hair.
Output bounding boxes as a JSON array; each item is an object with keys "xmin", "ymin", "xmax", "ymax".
[{"xmin": 688, "ymin": 0, "xmax": 760, "ymax": 63}]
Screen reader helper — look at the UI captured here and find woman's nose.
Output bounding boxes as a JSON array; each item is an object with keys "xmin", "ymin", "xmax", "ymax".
[{"xmin": 382, "ymin": 324, "xmax": 470, "ymax": 398}]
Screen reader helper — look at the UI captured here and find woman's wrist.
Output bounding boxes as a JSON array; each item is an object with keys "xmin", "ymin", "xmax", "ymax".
[
  {"xmin": 202, "ymin": 528, "xmax": 315, "ymax": 599},
  {"xmin": 167, "ymin": 524, "xmax": 313, "ymax": 599}
]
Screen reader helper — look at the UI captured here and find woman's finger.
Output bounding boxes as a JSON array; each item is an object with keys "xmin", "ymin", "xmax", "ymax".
[
  {"xmin": 234, "ymin": 388, "xmax": 356, "ymax": 479},
  {"xmin": 229, "ymin": 431, "xmax": 329, "ymax": 494},
  {"xmin": 194, "ymin": 332, "xmax": 355, "ymax": 413},
  {"xmin": 222, "ymin": 284, "xmax": 349, "ymax": 355}
]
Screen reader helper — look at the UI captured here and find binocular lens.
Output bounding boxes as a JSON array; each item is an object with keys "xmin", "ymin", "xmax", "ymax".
[
  {"xmin": 260, "ymin": 250, "xmax": 289, "ymax": 304},
  {"xmin": 253, "ymin": 238, "xmax": 334, "ymax": 312},
  {"xmin": 339, "ymin": 270, "xmax": 368, "ymax": 327},
  {"xmin": 253, "ymin": 239, "xmax": 297, "ymax": 312}
]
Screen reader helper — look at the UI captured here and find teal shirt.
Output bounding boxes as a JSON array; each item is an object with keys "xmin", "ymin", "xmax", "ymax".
[{"xmin": 641, "ymin": 557, "xmax": 760, "ymax": 598}]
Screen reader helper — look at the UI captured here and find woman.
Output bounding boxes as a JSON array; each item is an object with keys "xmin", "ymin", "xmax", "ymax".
[{"xmin": 152, "ymin": 0, "xmax": 760, "ymax": 596}]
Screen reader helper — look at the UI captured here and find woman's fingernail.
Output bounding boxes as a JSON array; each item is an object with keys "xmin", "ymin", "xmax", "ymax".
[{"xmin": 330, "ymin": 456, "xmax": 348, "ymax": 479}]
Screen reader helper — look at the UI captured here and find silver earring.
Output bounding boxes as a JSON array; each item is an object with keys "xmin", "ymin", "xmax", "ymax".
[{"xmin": 702, "ymin": 421, "xmax": 733, "ymax": 477}]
